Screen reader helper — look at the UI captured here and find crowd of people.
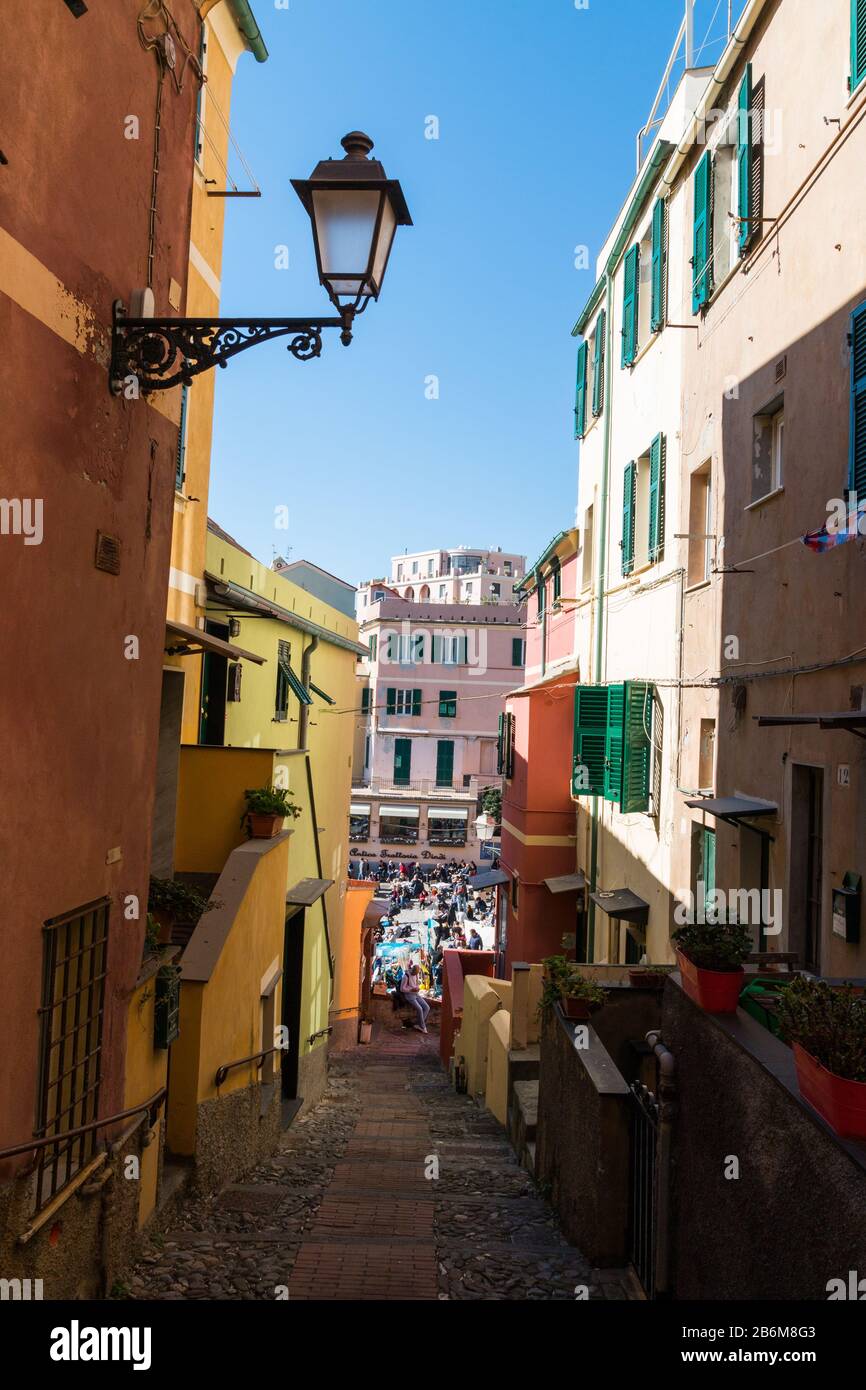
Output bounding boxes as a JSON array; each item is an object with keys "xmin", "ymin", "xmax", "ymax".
[{"xmin": 369, "ymin": 860, "xmax": 496, "ymax": 1029}]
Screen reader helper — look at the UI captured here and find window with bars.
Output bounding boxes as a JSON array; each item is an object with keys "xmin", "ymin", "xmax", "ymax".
[{"xmin": 34, "ymin": 899, "xmax": 109, "ymax": 1214}]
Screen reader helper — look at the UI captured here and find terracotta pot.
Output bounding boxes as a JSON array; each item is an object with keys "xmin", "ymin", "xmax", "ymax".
[
  {"xmin": 676, "ymin": 949, "xmax": 744, "ymax": 1013},
  {"xmin": 628, "ymin": 969, "xmax": 668, "ymax": 990},
  {"xmin": 359, "ymin": 1020, "xmax": 373, "ymax": 1045},
  {"xmin": 562, "ymin": 997, "xmax": 595, "ymax": 1021},
  {"xmin": 248, "ymin": 812, "xmax": 285, "ymax": 839},
  {"xmin": 792, "ymin": 1043, "xmax": 866, "ymax": 1139}
]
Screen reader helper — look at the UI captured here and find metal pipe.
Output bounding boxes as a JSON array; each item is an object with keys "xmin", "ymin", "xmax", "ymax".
[
  {"xmin": 299, "ymin": 634, "xmax": 319, "ymax": 748},
  {"xmin": 0, "ymin": 1088, "xmax": 167, "ymax": 1162},
  {"xmin": 646, "ymin": 1030, "xmax": 676, "ymax": 1297}
]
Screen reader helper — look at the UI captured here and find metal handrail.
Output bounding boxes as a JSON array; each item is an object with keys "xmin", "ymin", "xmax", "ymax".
[
  {"xmin": 214, "ymin": 1048, "xmax": 277, "ymax": 1088},
  {"xmin": 0, "ymin": 1088, "xmax": 167, "ymax": 1162}
]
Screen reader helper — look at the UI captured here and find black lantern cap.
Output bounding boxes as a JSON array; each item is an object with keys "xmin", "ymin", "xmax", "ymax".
[{"xmin": 292, "ymin": 132, "xmax": 413, "ymax": 226}]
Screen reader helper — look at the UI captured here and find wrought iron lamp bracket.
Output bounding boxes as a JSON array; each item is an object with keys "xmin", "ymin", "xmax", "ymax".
[{"xmin": 109, "ymin": 300, "xmax": 355, "ymax": 394}]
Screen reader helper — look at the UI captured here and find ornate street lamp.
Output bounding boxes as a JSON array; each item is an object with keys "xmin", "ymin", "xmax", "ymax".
[
  {"xmin": 474, "ymin": 813, "xmax": 497, "ymax": 844},
  {"xmin": 110, "ymin": 131, "xmax": 412, "ymax": 394}
]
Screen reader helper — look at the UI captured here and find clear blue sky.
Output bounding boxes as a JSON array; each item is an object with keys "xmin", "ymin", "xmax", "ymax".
[{"xmin": 209, "ymin": 0, "xmax": 739, "ymax": 585}]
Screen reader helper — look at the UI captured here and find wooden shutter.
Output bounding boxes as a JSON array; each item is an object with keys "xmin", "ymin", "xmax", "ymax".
[
  {"xmin": 853, "ymin": 0, "xmax": 866, "ymax": 89},
  {"xmin": 394, "ymin": 738, "xmax": 412, "ymax": 785},
  {"xmin": 650, "ymin": 198, "xmax": 665, "ymax": 331},
  {"xmin": 851, "ymin": 301, "xmax": 866, "ymax": 496},
  {"xmin": 572, "ymin": 685, "xmax": 609, "ymax": 796},
  {"xmin": 505, "ymin": 713, "xmax": 515, "ymax": 778},
  {"xmin": 737, "ymin": 63, "xmax": 752, "ymax": 252},
  {"xmin": 227, "ymin": 662, "xmax": 242, "ymax": 702},
  {"xmin": 412, "ymin": 689, "xmax": 422, "ymax": 716},
  {"xmin": 621, "ymin": 682, "xmax": 652, "ymax": 813},
  {"xmin": 512, "ymin": 637, "xmax": 524, "ymax": 667},
  {"xmin": 497, "ymin": 712, "xmax": 505, "ymax": 774},
  {"xmin": 621, "ymin": 244, "xmax": 639, "ymax": 366},
  {"xmin": 574, "ymin": 341, "xmax": 589, "ymax": 438},
  {"xmin": 386, "ymin": 687, "xmax": 396, "ymax": 715},
  {"xmin": 591, "ymin": 309, "xmax": 606, "ymax": 416},
  {"xmin": 692, "ymin": 151, "xmax": 713, "ymax": 312},
  {"xmin": 622, "ymin": 461, "xmax": 636, "ymax": 576},
  {"xmin": 436, "ymin": 740, "xmax": 454, "ymax": 786},
  {"xmin": 648, "ymin": 432, "xmax": 666, "ymax": 562},
  {"xmin": 604, "ymin": 683, "xmax": 625, "ymax": 803}
]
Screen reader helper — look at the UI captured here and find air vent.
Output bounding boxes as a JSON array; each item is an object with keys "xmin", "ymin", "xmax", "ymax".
[
  {"xmin": 95, "ymin": 531, "xmax": 121, "ymax": 575},
  {"xmin": 774, "ymin": 355, "xmax": 787, "ymax": 383}
]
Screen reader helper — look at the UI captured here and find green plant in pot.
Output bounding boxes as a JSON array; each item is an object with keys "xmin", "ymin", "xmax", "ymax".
[
  {"xmin": 776, "ymin": 975, "xmax": 866, "ymax": 1139},
  {"xmin": 539, "ymin": 954, "xmax": 606, "ymax": 1021},
  {"xmin": 148, "ymin": 876, "xmax": 211, "ymax": 942},
  {"xmin": 628, "ymin": 961, "xmax": 673, "ymax": 990},
  {"xmin": 243, "ymin": 785, "xmax": 301, "ymax": 838},
  {"xmin": 672, "ymin": 916, "xmax": 752, "ymax": 1013}
]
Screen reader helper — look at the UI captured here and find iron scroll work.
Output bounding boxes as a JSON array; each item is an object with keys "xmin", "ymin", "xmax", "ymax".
[{"xmin": 109, "ymin": 300, "xmax": 356, "ymax": 393}]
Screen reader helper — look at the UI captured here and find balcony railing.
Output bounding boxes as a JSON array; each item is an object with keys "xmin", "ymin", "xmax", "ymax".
[{"xmin": 354, "ymin": 774, "xmax": 502, "ymax": 799}]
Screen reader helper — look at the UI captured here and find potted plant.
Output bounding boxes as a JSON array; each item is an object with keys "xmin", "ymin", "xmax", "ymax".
[
  {"xmin": 672, "ymin": 917, "xmax": 752, "ymax": 1013},
  {"xmin": 242, "ymin": 785, "xmax": 301, "ymax": 838},
  {"xmin": 776, "ymin": 976, "xmax": 866, "ymax": 1139},
  {"xmin": 628, "ymin": 962, "xmax": 673, "ymax": 990},
  {"xmin": 540, "ymin": 955, "xmax": 606, "ymax": 1020},
  {"xmin": 148, "ymin": 876, "xmax": 211, "ymax": 943}
]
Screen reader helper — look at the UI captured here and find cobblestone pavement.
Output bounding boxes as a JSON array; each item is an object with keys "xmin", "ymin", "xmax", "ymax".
[{"xmin": 124, "ymin": 1027, "xmax": 641, "ymax": 1301}]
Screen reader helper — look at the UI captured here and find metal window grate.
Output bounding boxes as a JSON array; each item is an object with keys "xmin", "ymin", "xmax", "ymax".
[{"xmin": 34, "ymin": 898, "xmax": 109, "ymax": 1213}]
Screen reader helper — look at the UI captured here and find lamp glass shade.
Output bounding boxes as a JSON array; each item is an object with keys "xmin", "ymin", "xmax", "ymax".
[
  {"xmin": 311, "ymin": 188, "xmax": 382, "ymax": 297},
  {"xmin": 474, "ymin": 813, "xmax": 495, "ymax": 842},
  {"xmin": 370, "ymin": 196, "xmax": 397, "ymax": 293}
]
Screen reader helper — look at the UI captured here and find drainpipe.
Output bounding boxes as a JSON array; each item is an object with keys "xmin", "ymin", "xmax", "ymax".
[
  {"xmin": 647, "ymin": 1030, "xmax": 676, "ymax": 1297},
  {"xmin": 587, "ymin": 269, "xmax": 614, "ymax": 960},
  {"xmin": 299, "ymin": 635, "xmax": 319, "ymax": 749},
  {"xmin": 224, "ymin": 0, "xmax": 269, "ymax": 62}
]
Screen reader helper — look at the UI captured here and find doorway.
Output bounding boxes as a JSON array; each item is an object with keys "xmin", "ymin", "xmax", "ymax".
[
  {"xmin": 790, "ymin": 765, "xmax": 823, "ymax": 973},
  {"xmin": 281, "ymin": 906, "xmax": 306, "ymax": 1117},
  {"xmin": 198, "ymin": 620, "xmax": 229, "ymax": 745}
]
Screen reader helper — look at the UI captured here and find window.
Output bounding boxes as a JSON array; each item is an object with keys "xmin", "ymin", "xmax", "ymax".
[
  {"xmin": 439, "ymin": 585, "xmax": 447, "ymax": 599},
  {"xmin": 582, "ymin": 505, "xmax": 594, "ymax": 590},
  {"xmin": 275, "ymin": 639, "xmax": 291, "ymax": 720},
  {"xmin": 432, "ymin": 634, "xmax": 468, "ymax": 665},
  {"xmin": 574, "ymin": 339, "xmax": 589, "ymax": 439},
  {"xmin": 854, "ymin": 0, "xmax": 866, "ymax": 91},
  {"xmin": 490, "ymin": 582, "xmax": 501, "ymax": 600},
  {"xmin": 648, "ymin": 433, "xmax": 666, "ymax": 563},
  {"xmin": 504, "ymin": 560, "xmax": 513, "ymax": 576},
  {"xmin": 436, "ymin": 739, "xmax": 455, "ymax": 787},
  {"xmin": 428, "ymin": 810, "xmax": 468, "ymax": 846},
  {"xmin": 688, "ymin": 463, "xmax": 713, "ymax": 584},
  {"xmin": 621, "ymin": 242, "xmax": 639, "ymax": 366},
  {"xmin": 698, "ymin": 719, "xmax": 716, "ymax": 792},
  {"xmin": 380, "ymin": 808, "xmax": 419, "ymax": 843},
  {"xmin": 551, "ymin": 559, "xmax": 562, "ymax": 604},
  {"xmin": 396, "ymin": 565, "xmax": 403, "ymax": 581},
  {"xmin": 412, "ymin": 561, "xmax": 419, "ymax": 575},
  {"xmin": 692, "ymin": 150, "xmax": 713, "ymax": 312},
  {"xmin": 497, "ymin": 711, "xmax": 515, "ymax": 778},
  {"xmin": 428, "ymin": 558, "xmax": 434, "ymax": 575},
  {"xmin": 369, "ymin": 634, "xmax": 377, "ymax": 661},
  {"xmin": 572, "ymin": 682, "xmax": 654, "ymax": 813},
  {"xmin": 349, "ymin": 805, "xmax": 371, "ymax": 841},
  {"xmin": 386, "ymin": 688, "xmax": 422, "ymax": 717},
  {"xmin": 621, "ymin": 461, "xmax": 636, "ymax": 576},
  {"xmin": 752, "ymin": 397, "xmax": 784, "ymax": 502},
  {"xmin": 176, "ymin": 384, "xmax": 189, "ymax": 491},
  {"xmin": 536, "ymin": 573, "xmax": 546, "ymax": 620},
  {"xmin": 35, "ymin": 899, "xmax": 109, "ymax": 1214},
  {"xmin": 464, "ymin": 582, "xmax": 473, "ymax": 597},
  {"xmin": 691, "ymin": 825, "xmax": 716, "ymax": 920},
  {"xmin": 439, "ymin": 690, "xmax": 457, "ymax": 718},
  {"xmin": 850, "ymin": 299, "xmax": 866, "ymax": 496},
  {"xmin": 591, "ymin": 309, "xmax": 606, "ymax": 417},
  {"xmin": 650, "ymin": 197, "xmax": 666, "ymax": 332},
  {"xmin": 389, "ymin": 632, "xmax": 423, "ymax": 665},
  {"xmin": 361, "ymin": 688, "xmax": 371, "ymax": 714},
  {"xmin": 512, "ymin": 638, "xmax": 525, "ymax": 667},
  {"xmin": 624, "ymin": 433, "xmax": 666, "ymax": 572}
]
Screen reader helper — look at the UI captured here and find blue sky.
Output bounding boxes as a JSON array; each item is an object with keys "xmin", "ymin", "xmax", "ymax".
[{"xmin": 209, "ymin": 0, "xmax": 738, "ymax": 585}]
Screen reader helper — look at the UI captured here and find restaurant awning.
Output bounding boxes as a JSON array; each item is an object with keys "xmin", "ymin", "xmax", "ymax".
[
  {"xmin": 286, "ymin": 878, "xmax": 333, "ymax": 907},
  {"xmin": 589, "ymin": 888, "xmax": 649, "ymax": 927},
  {"xmin": 544, "ymin": 872, "xmax": 586, "ymax": 894},
  {"xmin": 379, "ymin": 806, "xmax": 419, "ymax": 818},
  {"xmin": 467, "ymin": 868, "xmax": 510, "ymax": 890},
  {"xmin": 755, "ymin": 712, "xmax": 866, "ymax": 739},
  {"xmin": 684, "ymin": 796, "xmax": 778, "ymax": 823},
  {"xmin": 428, "ymin": 807, "xmax": 469, "ymax": 820},
  {"xmin": 165, "ymin": 620, "xmax": 265, "ymax": 664},
  {"xmin": 350, "ymin": 803, "xmax": 372, "ymax": 815}
]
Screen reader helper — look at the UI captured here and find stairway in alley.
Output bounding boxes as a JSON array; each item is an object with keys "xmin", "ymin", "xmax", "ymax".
[{"xmin": 124, "ymin": 1028, "xmax": 639, "ymax": 1301}]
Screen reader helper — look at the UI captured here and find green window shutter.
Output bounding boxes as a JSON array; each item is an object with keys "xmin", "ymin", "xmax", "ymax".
[
  {"xmin": 850, "ymin": 301, "xmax": 866, "ymax": 495},
  {"xmin": 497, "ymin": 712, "xmax": 505, "ymax": 774},
  {"xmin": 692, "ymin": 151, "xmax": 713, "ymax": 312},
  {"xmin": 574, "ymin": 340, "xmax": 588, "ymax": 439},
  {"xmin": 621, "ymin": 682, "xmax": 652, "ymax": 813},
  {"xmin": 621, "ymin": 244, "xmax": 639, "ymax": 367},
  {"xmin": 621, "ymin": 461, "xmax": 636, "ymax": 577},
  {"xmin": 438, "ymin": 690, "xmax": 457, "ymax": 717},
  {"xmin": 536, "ymin": 572, "xmax": 545, "ymax": 617},
  {"xmin": 552, "ymin": 562, "xmax": 561, "ymax": 603},
  {"xmin": 386, "ymin": 687, "xmax": 396, "ymax": 715},
  {"xmin": 505, "ymin": 713, "xmax": 515, "ymax": 778},
  {"xmin": 394, "ymin": 738, "xmax": 412, "ymax": 785},
  {"xmin": 648, "ymin": 432, "xmax": 666, "ymax": 562},
  {"xmin": 737, "ymin": 64, "xmax": 752, "ymax": 252},
  {"xmin": 853, "ymin": 0, "xmax": 866, "ymax": 89},
  {"xmin": 436, "ymin": 740, "xmax": 454, "ymax": 787},
  {"xmin": 361, "ymin": 688, "xmax": 370, "ymax": 714},
  {"xmin": 412, "ymin": 689, "xmax": 422, "ymax": 716},
  {"xmin": 369, "ymin": 634, "xmax": 377, "ymax": 661},
  {"xmin": 650, "ymin": 198, "xmax": 665, "ymax": 331},
  {"xmin": 591, "ymin": 309, "xmax": 606, "ymax": 417},
  {"xmin": 511, "ymin": 637, "xmax": 524, "ymax": 667},
  {"xmin": 458, "ymin": 634, "xmax": 468, "ymax": 664},
  {"xmin": 175, "ymin": 384, "xmax": 188, "ymax": 490},
  {"xmin": 572, "ymin": 685, "xmax": 609, "ymax": 796},
  {"xmin": 604, "ymin": 683, "xmax": 625, "ymax": 802}
]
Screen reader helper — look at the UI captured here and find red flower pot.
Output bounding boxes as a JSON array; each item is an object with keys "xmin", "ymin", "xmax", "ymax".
[
  {"xmin": 628, "ymin": 969, "xmax": 668, "ymax": 990},
  {"xmin": 676, "ymin": 949, "xmax": 744, "ymax": 1013},
  {"xmin": 562, "ymin": 997, "xmax": 601, "ymax": 1021},
  {"xmin": 248, "ymin": 812, "xmax": 284, "ymax": 839},
  {"xmin": 792, "ymin": 1043, "xmax": 866, "ymax": 1139}
]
